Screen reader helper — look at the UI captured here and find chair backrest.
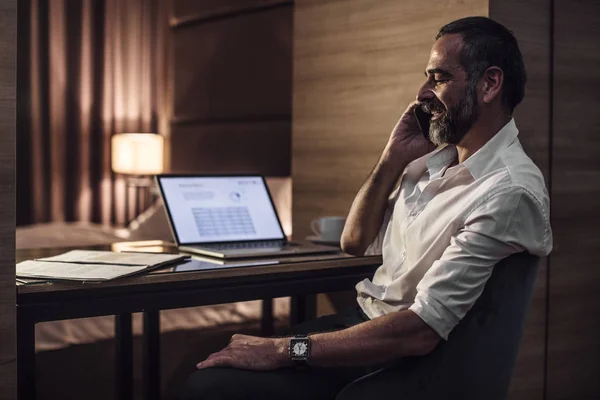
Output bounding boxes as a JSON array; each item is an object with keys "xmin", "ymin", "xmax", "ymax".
[{"xmin": 337, "ymin": 252, "xmax": 540, "ymax": 400}]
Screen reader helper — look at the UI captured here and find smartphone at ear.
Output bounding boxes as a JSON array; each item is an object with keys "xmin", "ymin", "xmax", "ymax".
[{"xmin": 413, "ymin": 107, "xmax": 432, "ymax": 142}]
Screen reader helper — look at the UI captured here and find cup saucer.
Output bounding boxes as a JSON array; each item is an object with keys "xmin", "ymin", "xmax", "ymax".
[{"xmin": 306, "ymin": 235, "xmax": 340, "ymax": 246}]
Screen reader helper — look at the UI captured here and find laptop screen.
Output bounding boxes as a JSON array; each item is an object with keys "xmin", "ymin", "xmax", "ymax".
[{"xmin": 157, "ymin": 176, "xmax": 285, "ymax": 244}]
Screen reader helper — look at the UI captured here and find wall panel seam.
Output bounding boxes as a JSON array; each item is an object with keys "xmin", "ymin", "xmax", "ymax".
[
  {"xmin": 171, "ymin": 116, "xmax": 292, "ymax": 126},
  {"xmin": 544, "ymin": 0, "xmax": 555, "ymax": 399},
  {"xmin": 170, "ymin": 1, "xmax": 293, "ymax": 30}
]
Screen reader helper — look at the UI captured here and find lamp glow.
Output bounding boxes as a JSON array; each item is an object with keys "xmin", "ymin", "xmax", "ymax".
[{"xmin": 111, "ymin": 133, "xmax": 164, "ymax": 175}]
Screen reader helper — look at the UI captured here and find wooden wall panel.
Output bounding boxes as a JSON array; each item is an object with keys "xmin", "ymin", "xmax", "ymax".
[
  {"xmin": 169, "ymin": 121, "xmax": 290, "ymax": 176},
  {"xmin": 167, "ymin": 2, "xmax": 293, "ymax": 180},
  {"xmin": 172, "ymin": 6, "xmax": 292, "ymax": 122},
  {"xmin": 489, "ymin": 2, "xmax": 552, "ymax": 399},
  {"xmin": 548, "ymin": 0, "xmax": 600, "ymax": 398},
  {"xmin": 0, "ymin": 0, "xmax": 16, "ymax": 398},
  {"xmin": 292, "ymin": 0, "xmax": 488, "ymax": 239}
]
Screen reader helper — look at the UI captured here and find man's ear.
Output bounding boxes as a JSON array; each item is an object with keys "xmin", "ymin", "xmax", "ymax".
[{"xmin": 481, "ymin": 66, "xmax": 504, "ymax": 104}]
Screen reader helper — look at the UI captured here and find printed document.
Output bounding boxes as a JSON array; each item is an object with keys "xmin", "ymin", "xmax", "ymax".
[
  {"xmin": 16, "ymin": 250, "xmax": 188, "ymax": 281},
  {"xmin": 17, "ymin": 260, "xmax": 147, "ymax": 281}
]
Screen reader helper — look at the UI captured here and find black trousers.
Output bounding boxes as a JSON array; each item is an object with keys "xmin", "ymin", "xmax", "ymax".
[{"xmin": 179, "ymin": 307, "xmax": 376, "ymax": 400}]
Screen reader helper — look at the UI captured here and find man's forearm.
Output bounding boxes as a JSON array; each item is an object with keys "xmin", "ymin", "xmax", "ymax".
[
  {"xmin": 341, "ymin": 148, "xmax": 409, "ymax": 255},
  {"xmin": 307, "ymin": 309, "xmax": 441, "ymax": 367}
]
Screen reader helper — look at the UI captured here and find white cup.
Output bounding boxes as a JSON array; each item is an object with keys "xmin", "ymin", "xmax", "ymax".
[{"xmin": 311, "ymin": 216, "xmax": 346, "ymax": 242}]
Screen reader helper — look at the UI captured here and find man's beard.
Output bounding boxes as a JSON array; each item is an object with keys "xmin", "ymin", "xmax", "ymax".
[{"xmin": 422, "ymin": 83, "xmax": 481, "ymax": 146}]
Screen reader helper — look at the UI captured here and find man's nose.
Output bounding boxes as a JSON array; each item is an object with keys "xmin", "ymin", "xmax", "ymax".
[{"xmin": 416, "ymin": 82, "xmax": 434, "ymax": 103}]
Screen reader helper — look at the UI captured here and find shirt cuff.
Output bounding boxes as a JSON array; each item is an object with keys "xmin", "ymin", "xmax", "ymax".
[{"xmin": 409, "ymin": 291, "xmax": 460, "ymax": 341}]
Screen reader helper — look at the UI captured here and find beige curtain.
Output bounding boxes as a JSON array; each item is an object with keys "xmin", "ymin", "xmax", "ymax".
[{"xmin": 18, "ymin": 0, "xmax": 170, "ymax": 226}]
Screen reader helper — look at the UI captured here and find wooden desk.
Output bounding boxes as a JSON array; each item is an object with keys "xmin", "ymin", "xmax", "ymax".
[{"xmin": 16, "ymin": 243, "xmax": 381, "ymax": 400}]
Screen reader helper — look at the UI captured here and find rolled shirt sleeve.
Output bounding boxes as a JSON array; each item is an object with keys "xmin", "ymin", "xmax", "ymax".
[{"xmin": 408, "ymin": 186, "xmax": 552, "ymax": 340}]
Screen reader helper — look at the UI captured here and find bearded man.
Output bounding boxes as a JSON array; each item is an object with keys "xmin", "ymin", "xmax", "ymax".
[{"xmin": 181, "ymin": 16, "xmax": 552, "ymax": 400}]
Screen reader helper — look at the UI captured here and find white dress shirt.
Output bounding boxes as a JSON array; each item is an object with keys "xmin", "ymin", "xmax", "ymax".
[{"xmin": 356, "ymin": 119, "xmax": 553, "ymax": 340}]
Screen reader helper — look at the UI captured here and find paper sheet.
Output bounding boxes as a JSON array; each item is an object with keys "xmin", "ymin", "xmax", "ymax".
[{"xmin": 17, "ymin": 260, "xmax": 147, "ymax": 281}]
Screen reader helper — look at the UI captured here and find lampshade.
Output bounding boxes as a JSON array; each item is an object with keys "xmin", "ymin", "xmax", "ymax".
[{"xmin": 111, "ymin": 133, "xmax": 164, "ymax": 175}]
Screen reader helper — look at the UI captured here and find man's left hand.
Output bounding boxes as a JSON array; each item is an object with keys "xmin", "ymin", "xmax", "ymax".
[{"xmin": 196, "ymin": 334, "xmax": 292, "ymax": 371}]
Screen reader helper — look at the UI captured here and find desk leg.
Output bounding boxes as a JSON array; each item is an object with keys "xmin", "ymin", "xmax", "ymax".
[
  {"xmin": 261, "ymin": 298, "xmax": 274, "ymax": 336},
  {"xmin": 115, "ymin": 313, "xmax": 133, "ymax": 400},
  {"xmin": 290, "ymin": 294, "xmax": 317, "ymax": 326},
  {"xmin": 143, "ymin": 310, "xmax": 160, "ymax": 400},
  {"xmin": 17, "ymin": 312, "xmax": 35, "ymax": 400}
]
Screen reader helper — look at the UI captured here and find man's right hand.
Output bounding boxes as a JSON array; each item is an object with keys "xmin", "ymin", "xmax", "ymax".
[{"xmin": 384, "ymin": 102, "xmax": 436, "ymax": 165}]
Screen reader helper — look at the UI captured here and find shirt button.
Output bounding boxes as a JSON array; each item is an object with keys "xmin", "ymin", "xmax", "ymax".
[{"xmin": 402, "ymin": 251, "xmax": 406, "ymax": 257}]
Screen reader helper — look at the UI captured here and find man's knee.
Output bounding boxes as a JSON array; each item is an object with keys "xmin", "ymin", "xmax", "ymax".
[{"xmin": 180, "ymin": 368, "xmax": 239, "ymax": 400}]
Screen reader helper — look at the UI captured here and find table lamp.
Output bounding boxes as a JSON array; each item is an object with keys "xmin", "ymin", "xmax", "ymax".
[{"xmin": 111, "ymin": 133, "xmax": 164, "ymax": 225}]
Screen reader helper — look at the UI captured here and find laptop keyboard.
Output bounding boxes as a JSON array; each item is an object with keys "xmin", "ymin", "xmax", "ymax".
[{"xmin": 200, "ymin": 241, "xmax": 286, "ymax": 250}]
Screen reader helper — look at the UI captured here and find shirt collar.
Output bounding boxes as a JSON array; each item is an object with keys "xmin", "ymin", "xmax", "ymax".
[
  {"xmin": 425, "ymin": 145, "xmax": 458, "ymax": 179},
  {"xmin": 425, "ymin": 118, "xmax": 519, "ymax": 181},
  {"xmin": 462, "ymin": 118, "xmax": 519, "ymax": 180}
]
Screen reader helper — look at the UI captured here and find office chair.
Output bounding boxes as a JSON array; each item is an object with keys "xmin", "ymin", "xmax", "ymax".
[{"xmin": 336, "ymin": 252, "xmax": 541, "ymax": 400}]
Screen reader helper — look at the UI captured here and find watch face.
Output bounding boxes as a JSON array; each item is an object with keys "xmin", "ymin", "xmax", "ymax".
[
  {"xmin": 292, "ymin": 342, "xmax": 308, "ymax": 357},
  {"xmin": 290, "ymin": 338, "xmax": 310, "ymax": 360}
]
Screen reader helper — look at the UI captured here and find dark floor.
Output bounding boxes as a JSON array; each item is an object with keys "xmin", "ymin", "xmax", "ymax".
[{"xmin": 35, "ymin": 321, "xmax": 287, "ymax": 400}]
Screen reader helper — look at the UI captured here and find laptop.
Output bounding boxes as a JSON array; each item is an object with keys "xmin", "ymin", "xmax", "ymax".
[{"xmin": 156, "ymin": 175, "xmax": 340, "ymax": 259}]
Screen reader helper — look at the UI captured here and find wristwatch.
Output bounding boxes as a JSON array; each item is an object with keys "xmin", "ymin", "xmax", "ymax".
[{"xmin": 289, "ymin": 334, "xmax": 311, "ymax": 365}]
